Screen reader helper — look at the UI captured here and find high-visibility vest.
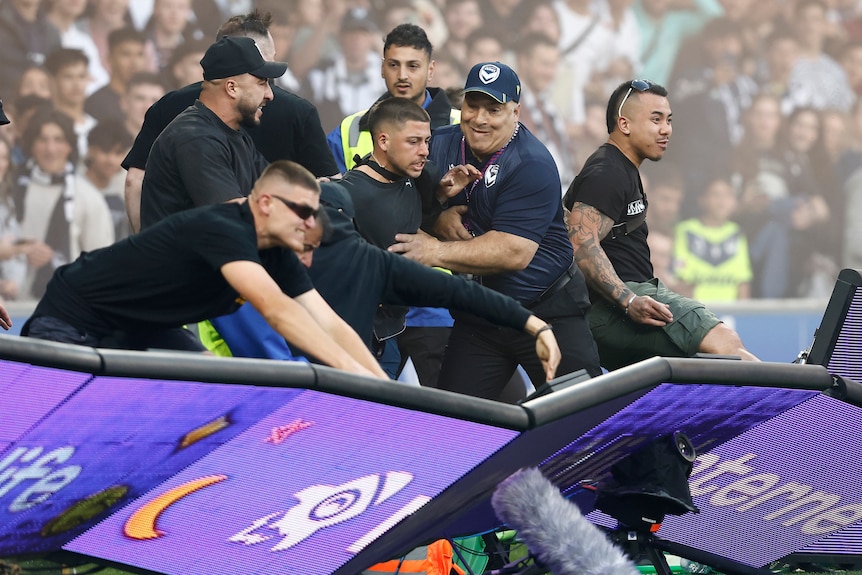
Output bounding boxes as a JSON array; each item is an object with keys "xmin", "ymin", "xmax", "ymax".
[
  {"xmin": 340, "ymin": 108, "xmax": 461, "ymax": 171},
  {"xmin": 362, "ymin": 539, "xmax": 466, "ymax": 575}
]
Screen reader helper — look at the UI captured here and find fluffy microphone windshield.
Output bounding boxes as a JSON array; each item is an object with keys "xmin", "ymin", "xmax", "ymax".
[{"xmin": 492, "ymin": 467, "xmax": 641, "ymax": 575}]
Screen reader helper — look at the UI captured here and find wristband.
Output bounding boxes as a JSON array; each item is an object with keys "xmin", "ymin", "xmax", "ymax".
[
  {"xmin": 534, "ymin": 324, "xmax": 553, "ymax": 338},
  {"xmin": 624, "ymin": 294, "xmax": 637, "ymax": 315}
]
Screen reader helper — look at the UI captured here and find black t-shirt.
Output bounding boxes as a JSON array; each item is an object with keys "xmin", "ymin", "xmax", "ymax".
[
  {"xmin": 339, "ymin": 169, "xmax": 423, "ymax": 248},
  {"xmin": 140, "ymin": 101, "xmax": 269, "ymax": 229},
  {"xmin": 564, "ymin": 143, "xmax": 653, "ymax": 282},
  {"xmin": 34, "ymin": 202, "xmax": 312, "ymax": 335},
  {"xmin": 122, "ymin": 82, "xmax": 337, "ymax": 177}
]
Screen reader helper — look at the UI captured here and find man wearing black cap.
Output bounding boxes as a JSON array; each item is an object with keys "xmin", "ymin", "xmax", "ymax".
[
  {"xmin": 389, "ymin": 62, "xmax": 602, "ymax": 401},
  {"xmin": 139, "ymin": 35, "xmax": 287, "ymax": 229}
]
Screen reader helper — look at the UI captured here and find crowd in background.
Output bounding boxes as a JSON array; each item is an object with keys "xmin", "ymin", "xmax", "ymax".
[{"xmin": 1, "ymin": 0, "xmax": 861, "ymax": 305}]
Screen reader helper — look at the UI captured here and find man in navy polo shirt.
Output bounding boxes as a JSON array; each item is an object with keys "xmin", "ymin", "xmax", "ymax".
[{"xmin": 389, "ymin": 62, "xmax": 601, "ymax": 402}]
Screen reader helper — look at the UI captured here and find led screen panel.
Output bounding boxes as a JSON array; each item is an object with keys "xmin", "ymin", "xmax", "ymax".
[
  {"xmin": 536, "ymin": 383, "xmax": 819, "ymax": 498},
  {"xmin": 659, "ymin": 393, "xmax": 862, "ymax": 567},
  {"xmin": 825, "ymin": 288, "xmax": 862, "ymax": 382},
  {"xmin": 65, "ymin": 390, "xmax": 519, "ymax": 575},
  {"xmin": 0, "ymin": 367, "xmax": 297, "ymax": 555}
]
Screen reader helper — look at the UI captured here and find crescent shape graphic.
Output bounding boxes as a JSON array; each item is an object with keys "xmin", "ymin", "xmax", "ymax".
[{"xmin": 124, "ymin": 474, "xmax": 227, "ymax": 540}]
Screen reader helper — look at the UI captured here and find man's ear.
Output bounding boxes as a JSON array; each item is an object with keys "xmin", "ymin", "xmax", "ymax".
[
  {"xmin": 618, "ymin": 116, "xmax": 630, "ymax": 135},
  {"xmin": 377, "ymin": 131, "xmax": 390, "ymax": 152}
]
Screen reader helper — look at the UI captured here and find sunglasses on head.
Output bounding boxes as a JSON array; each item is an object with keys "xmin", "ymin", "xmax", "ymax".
[
  {"xmin": 271, "ymin": 195, "xmax": 319, "ymax": 220},
  {"xmin": 618, "ymin": 79, "xmax": 653, "ymax": 118}
]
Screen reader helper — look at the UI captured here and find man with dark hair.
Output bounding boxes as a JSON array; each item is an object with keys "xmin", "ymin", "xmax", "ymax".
[
  {"xmin": 23, "ymin": 161, "xmax": 390, "ymax": 380},
  {"xmin": 390, "ymin": 62, "xmax": 602, "ymax": 401},
  {"xmin": 44, "ymin": 47, "xmax": 97, "ymax": 158},
  {"xmin": 138, "ymin": 35, "xmax": 283, "ymax": 229},
  {"xmin": 79, "ymin": 118, "xmax": 134, "ymax": 240},
  {"xmin": 337, "ymin": 97, "xmax": 471, "ymax": 380},
  {"xmin": 122, "ymin": 9, "xmax": 338, "ymax": 232},
  {"xmin": 328, "ymin": 22, "xmax": 460, "ymax": 173},
  {"xmin": 84, "ymin": 27, "xmax": 149, "ymax": 124},
  {"xmin": 564, "ymin": 79, "xmax": 758, "ymax": 370},
  {"xmin": 328, "ymin": 23, "xmax": 463, "ymax": 386}
]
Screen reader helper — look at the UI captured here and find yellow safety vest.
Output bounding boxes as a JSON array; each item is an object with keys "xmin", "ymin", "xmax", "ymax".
[{"xmin": 340, "ymin": 108, "xmax": 461, "ymax": 171}]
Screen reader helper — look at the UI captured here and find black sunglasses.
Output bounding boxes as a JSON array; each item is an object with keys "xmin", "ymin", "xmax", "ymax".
[
  {"xmin": 271, "ymin": 195, "xmax": 320, "ymax": 220},
  {"xmin": 618, "ymin": 79, "xmax": 653, "ymax": 118}
]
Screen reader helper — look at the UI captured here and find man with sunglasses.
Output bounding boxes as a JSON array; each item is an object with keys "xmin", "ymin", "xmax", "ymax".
[
  {"xmin": 21, "ymin": 161, "xmax": 390, "ymax": 380},
  {"xmin": 138, "ymin": 35, "xmax": 285, "ymax": 230},
  {"xmin": 564, "ymin": 79, "xmax": 758, "ymax": 370}
]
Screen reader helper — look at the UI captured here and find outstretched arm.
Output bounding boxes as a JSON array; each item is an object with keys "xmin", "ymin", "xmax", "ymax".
[
  {"xmin": 221, "ymin": 260, "xmax": 388, "ymax": 379},
  {"xmin": 566, "ymin": 202, "xmax": 672, "ymax": 325}
]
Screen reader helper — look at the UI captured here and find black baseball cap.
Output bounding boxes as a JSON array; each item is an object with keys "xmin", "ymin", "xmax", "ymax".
[
  {"xmin": 200, "ymin": 36, "xmax": 287, "ymax": 81},
  {"xmin": 0, "ymin": 98, "xmax": 9, "ymax": 126}
]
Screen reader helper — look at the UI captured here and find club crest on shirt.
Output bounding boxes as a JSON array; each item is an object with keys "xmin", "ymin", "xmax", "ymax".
[
  {"xmin": 485, "ymin": 165, "xmax": 499, "ymax": 187},
  {"xmin": 627, "ymin": 199, "xmax": 645, "ymax": 216}
]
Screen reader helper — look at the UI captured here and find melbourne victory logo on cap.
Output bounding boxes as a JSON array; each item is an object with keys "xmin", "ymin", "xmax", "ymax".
[{"xmin": 479, "ymin": 64, "xmax": 501, "ymax": 84}]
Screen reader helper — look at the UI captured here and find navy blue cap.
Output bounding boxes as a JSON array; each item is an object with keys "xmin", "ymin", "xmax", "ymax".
[
  {"xmin": 0, "ymin": 98, "xmax": 8, "ymax": 126},
  {"xmin": 200, "ymin": 36, "xmax": 287, "ymax": 81},
  {"xmin": 463, "ymin": 62, "xmax": 521, "ymax": 104}
]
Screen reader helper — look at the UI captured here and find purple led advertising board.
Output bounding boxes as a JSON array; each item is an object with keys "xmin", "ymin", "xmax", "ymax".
[
  {"xmin": 658, "ymin": 393, "xmax": 862, "ymax": 567},
  {"xmin": 0, "ymin": 360, "xmax": 303, "ymax": 555},
  {"xmin": 65, "ymin": 391, "xmax": 519, "ymax": 575},
  {"xmin": 538, "ymin": 383, "xmax": 820, "ymax": 498}
]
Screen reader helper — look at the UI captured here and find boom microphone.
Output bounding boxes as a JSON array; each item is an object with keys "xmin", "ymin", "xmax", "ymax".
[{"xmin": 491, "ymin": 468, "xmax": 641, "ymax": 575}]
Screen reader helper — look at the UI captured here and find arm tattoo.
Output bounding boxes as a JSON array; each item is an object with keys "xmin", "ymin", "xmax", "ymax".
[{"xmin": 567, "ymin": 202, "xmax": 633, "ymax": 307}]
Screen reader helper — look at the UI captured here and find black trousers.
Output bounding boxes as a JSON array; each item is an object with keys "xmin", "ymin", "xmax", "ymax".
[{"xmin": 437, "ymin": 280, "xmax": 602, "ymax": 402}]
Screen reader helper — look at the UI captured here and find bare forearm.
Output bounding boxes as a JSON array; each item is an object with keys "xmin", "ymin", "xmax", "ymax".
[
  {"xmin": 433, "ymin": 232, "xmax": 536, "ymax": 275},
  {"xmin": 124, "ymin": 168, "xmax": 144, "ymax": 234},
  {"xmin": 325, "ymin": 316, "xmax": 389, "ymax": 378},
  {"xmin": 572, "ymin": 240, "xmax": 631, "ymax": 307}
]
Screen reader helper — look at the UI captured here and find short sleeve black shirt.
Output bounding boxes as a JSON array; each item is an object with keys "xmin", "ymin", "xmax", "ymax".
[
  {"xmin": 564, "ymin": 143, "xmax": 653, "ymax": 282},
  {"xmin": 122, "ymin": 83, "xmax": 337, "ymax": 177},
  {"xmin": 140, "ymin": 101, "xmax": 269, "ymax": 229},
  {"xmin": 35, "ymin": 202, "xmax": 312, "ymax": 335}
]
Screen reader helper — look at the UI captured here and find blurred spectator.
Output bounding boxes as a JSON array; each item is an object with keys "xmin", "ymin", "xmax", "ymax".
[
  {"xmin": 643, "ymin": 162, "xmax": 686, "ymax": 235},
  {"xmin": 478, "ymin": 0, "xmax": 520, "ymax": 40},
  {"xmin": 571, "ymin": 95, "xmax": 607, "ymax": 171},
  {"xmin": 303, "ymin": 7, "xmax": 386, "ymax": 132},
  {"xmin": 733, "ymin": 92, "xmax": 789, "ymax": 298},
  {"xmin": 45, "ymin": 0, "xmax": 107, "ymax": 94},
  {"xmin": 516, "ymin": 0, "xmax": 562, "ymax": 43},
  {"xmin": 839, "ymin": 98, "xmax": 862, "ymax": 270},
  {"xmin": 515, "ymin": 33, "xmax": 574, "ymax": 189},
  {"xmin": 13, "ymin": 108, "xmax": 113, "ymax": 298},
  {"xmin": 785, "ymin": 0, "xmax": 855, "ymax": 113},
  {"xmin": 284, "ymin": 0, "xmax": 347, "ymax": 84},
  {"xmin": 162, "ymin": 37, "xmax": 208, "ymax": 89},
  {"xmin": 439, "ymin": 0, "xmax": 482, "ymax": 70},
  {"xmin": 673, "ymin": 177, "xmax": 752, "ymax": 301},
  {"xmin": 778, "ymin": 107, "xmax": 837, "ymax": 297},
  {"xmin": 839, "ymin": 40, "xmax": 862, "ymax": 97},
  {"xmin": 191, "ymin": 0, "xmax": 254, "ymax": 37},
  {"xmin": 553, "ymin": 0, "xmax": 614, "ymax": 128},
  {"xmin": 14, "ymin": 65, "xmax": 53, "ymax": 102},
  {"xmin": 256, "ymin": 0, "xmax": 300, "ymax": 91},
  {"xmin": 144, "ymin": 0, "xmax": 206, "ymax": 72},
  {"xmin": 44, "ymin": 48, "xmax": 96, "ymax": 160},
  {"xmin": 0, "ymin": 132, "xmax": 29, "ymax": 302},
  {"xmin": 85, "ymin": 27, "xmax": 150, "ymax": 124},
  {"xmin": 756, "ymin": 29, "xmax": 800, "ymax": 105},
  {"xmin": 78, "ymin": 0, "xmax": 133, "ymax": 78},
  {"xmin": 428, "ymin": 48, "xmax": 465, "ymax": 91},
  {"xmin": 591, "ymin": 0, "xmax": 641, "ymax": 98},
  {"xmin": 78, "ymin": 119, "xmax": 133, "ymax": 241},
  {"xmin": 0, "ymin": 0, "xmax": 63, "ymax": 93},
  {"xmin": 464, "ymin": 31, "xmax": 506, "ymax": 67},
  {"xmin": 670, "ymin": 17, "xmax": 758, "ymax": 202},
  {"xmin": 119, "ymin": 72, "xmax": 167, "ymax": 140},
  {"xmin": 6, "ymin": 96, "xmax": 53, "ymax": 168},
  {"xmin": 632, "ymin": 0, "xmax": 723, "ymax": 86}
]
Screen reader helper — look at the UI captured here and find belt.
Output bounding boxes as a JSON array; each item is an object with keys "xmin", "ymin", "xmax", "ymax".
[{"xmin": 528, "ymin": 260, "xmax": 576, "ymax": 308}]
